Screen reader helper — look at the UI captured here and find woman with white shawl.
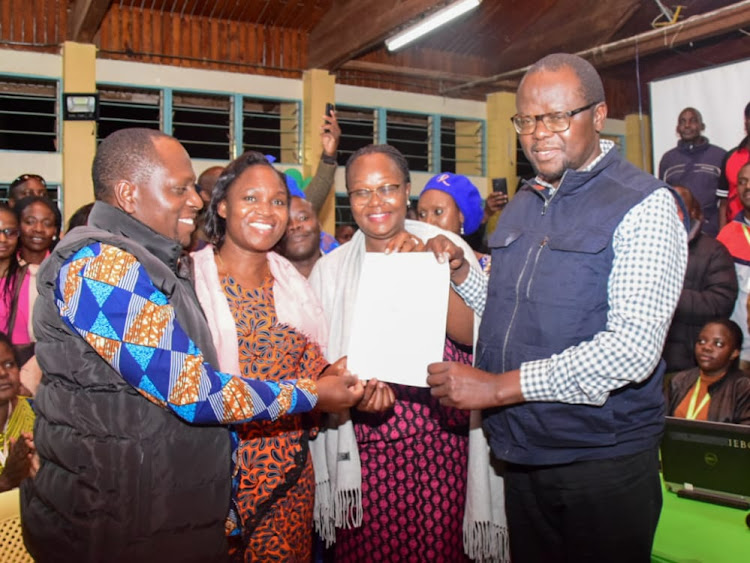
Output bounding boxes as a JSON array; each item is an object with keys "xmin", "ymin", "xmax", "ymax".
[
  {"xmin": 310, "ymin": 144, "xmax": 508, "ymax": 562},
  {"xmin": 190, "ymin": 151, "xmax": 363, "ymax": 562}
]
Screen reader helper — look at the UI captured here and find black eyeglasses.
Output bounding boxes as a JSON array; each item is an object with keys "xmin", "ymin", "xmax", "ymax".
[
  {"xmin": 10, "ymin": 174, "xmax": 47, "ymax": 190},
  {"xmin": 348, "ymin": 184, "xmax": 402, "ymax": 205},
  {"xmin": 510, "ymin": 101, "xmax": 601, "ymax": 135},
  {"xmin": 0, "ymin": 228, "xmax": 20, "ymax": 239}
]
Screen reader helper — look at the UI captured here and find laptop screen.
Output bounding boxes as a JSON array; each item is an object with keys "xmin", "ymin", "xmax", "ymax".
[{"xmin": 661, "ymin": 416, "xmax": 750, "ymax": 500}]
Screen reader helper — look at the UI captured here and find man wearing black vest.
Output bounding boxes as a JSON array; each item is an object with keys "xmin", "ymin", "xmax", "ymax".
[
  {"xmin": 21, "ymin": 128, "xmax": 363, "ymax": 562},
  {"xmin": 427, "ymin": 54, "xmax": 687, "ymax": 562}
]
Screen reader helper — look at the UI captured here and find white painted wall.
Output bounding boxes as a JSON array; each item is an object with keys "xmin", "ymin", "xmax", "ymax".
[
  {"xmin": 0, "ymin": 49, "xmax": 61, "ymax": 78},
  {"xmin": 335, "ymin": 83, "xmax": 486, "ymax": 119},
  {"xmin": 96, "ymin": 58, "xmax": 303, "ymax": 99}
]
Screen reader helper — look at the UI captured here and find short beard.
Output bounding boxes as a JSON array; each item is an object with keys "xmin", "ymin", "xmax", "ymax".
[
  {"xmin": 280, "ymin": 239, "xmax": 319, "ymax": 262},
  {"xmin": 535, "ymin": 168, "xmax": 564, "ymax": 185}
]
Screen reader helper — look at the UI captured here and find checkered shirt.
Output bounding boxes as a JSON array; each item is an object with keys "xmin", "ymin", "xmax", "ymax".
[{"xmin": 454, "ymin": 141, "xmax": 688, "ymax": 405}]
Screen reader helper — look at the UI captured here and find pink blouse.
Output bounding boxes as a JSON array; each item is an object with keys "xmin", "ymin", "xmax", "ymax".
[{"xmin": 0, "ymin": 272, "xmax": 31, "ymax": 344}]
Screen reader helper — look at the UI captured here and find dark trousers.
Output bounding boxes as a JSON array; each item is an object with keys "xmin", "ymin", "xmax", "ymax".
[{"xmin": 505, "ymin": 447, "xmax": 662, "ymax": 563}]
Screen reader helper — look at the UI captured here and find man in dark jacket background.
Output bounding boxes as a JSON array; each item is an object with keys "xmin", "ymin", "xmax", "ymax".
[
  {"xmin": 659, "ymin": 107, "xmax": 725, "ymax": 236},
  {"xmin": 663, "ymin": 185, "xmax": 737, "ymax": 373}
]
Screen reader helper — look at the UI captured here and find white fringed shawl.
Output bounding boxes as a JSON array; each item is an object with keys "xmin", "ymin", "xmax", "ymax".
[{"xmin": 308, "ymin": 220, "xmax": 508, "ymax": 560}]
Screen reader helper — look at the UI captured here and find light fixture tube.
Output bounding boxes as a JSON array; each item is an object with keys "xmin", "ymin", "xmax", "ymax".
[{"xmin": 385, "ymin": 0, "xmax": 481, "ymax": 52}]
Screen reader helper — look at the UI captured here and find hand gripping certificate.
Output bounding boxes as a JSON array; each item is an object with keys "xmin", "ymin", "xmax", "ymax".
[{"xmin": 347, "ymin": 252, "xmax": 450, "ymax": 387}]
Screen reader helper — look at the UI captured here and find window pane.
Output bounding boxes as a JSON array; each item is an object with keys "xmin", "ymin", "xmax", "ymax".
[
  {"xmin": 441, "ymin": 118, "xmax": 484, "ymax": 176},
  {"xmin": 440, "ymin": 119, "xmax": 457, "ymax": 173},
  {"xmin": 516, "ymin": 137, "xmax": 535, "ymax": 181},
  {"xmin": 387, "ymin": 111, "xmax": 429, "ymax": 172},
  {"xmin": 0, "ymin": 77, "xmax": 57, "ymax": 152},
  {"xmin": 173, "ymin": 92, "xmax": 231, "ymax": 160},
  {"xmin": 335, "ymin": 193, "xmax": 354, "ymax": 226},
  {"xmin": 243, "ymin": 98, "xmax": 299, "ymax": 164},
  {"xmin": 97, "ymin": 86, "xmax": 161, "ymax": 142},
  {"xmin": 0, "ymin": 183, "xmax": 61, "ymax": 204},
  {"xmin": 336, "ymin": 105, "xmax": 375, "ymax": 166}
]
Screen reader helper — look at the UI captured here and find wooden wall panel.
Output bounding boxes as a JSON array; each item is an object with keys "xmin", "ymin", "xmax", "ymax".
[
  {"xmin": 97, "ymin": 5, "xmax": 310, "ymax": 79},
  {"xmin": 0, "ymin": 0, "xmax": 66, "ymax": 52},
  {"xmin": 22, "ymin": 0, "xmax": 34, "ymax": 43},
  {"xmin": 12, "ymin": 0, "xmax": 24, "ymax": 42},
  {"xmin": 1, "ymin": 1, "xmax": 12, "ymax": 45}
]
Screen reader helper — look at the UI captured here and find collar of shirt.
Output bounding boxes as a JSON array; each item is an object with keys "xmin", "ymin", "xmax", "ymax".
[{"xmin": 534, "ymin": 139, "xmax": 615, "ymax": 192}]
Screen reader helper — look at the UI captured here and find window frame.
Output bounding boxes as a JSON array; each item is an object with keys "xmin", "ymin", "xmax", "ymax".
[{"xmin": 0, "ymin": 74, "xmax": 60, "ymax": 154}]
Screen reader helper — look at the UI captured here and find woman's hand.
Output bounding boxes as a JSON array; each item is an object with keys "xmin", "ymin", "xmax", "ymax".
[
  {"xmin": 356, "ymin": 379, "xmax": 396, "ymax": 413},
  {"xmin": 384, "ymin": 232, "xmax": 424, "ymax": 254},
  {"xmin": 25, "ymin": 434, "xmax": 40, "ymax": 478},
  {"xmin": 316, "ymin": 357, "xmax": 365, "ymax": 413},
  {"xmin": 0, "ymin": 435, "xmax": 34, "ymax": 491}
]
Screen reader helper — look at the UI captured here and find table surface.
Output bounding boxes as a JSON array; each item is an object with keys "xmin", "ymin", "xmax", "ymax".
[{"xmin": 652, "ymin": 483, "xmax": 750, "ymax": 562}]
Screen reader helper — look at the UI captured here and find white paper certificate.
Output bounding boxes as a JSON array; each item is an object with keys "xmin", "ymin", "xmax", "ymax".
[{"xmin": 347, "ymin": 252, "xmax": 450, "ymax": 387}]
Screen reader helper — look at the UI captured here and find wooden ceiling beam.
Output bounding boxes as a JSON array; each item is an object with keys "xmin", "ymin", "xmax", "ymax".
[
  {"xmin": 340, "ymin": 60, "xmax": 485, "ymax": 83},
  {"xmin": 68, "ymin": 0, "xmax": 112, "ymax": 43},
  {"xmin": 308, "ymin": 0, "xmax": 447, "ymax": 70},
  {"xmin": 442, "ymin": 0, "xmax": 750, "ymax": 96}
]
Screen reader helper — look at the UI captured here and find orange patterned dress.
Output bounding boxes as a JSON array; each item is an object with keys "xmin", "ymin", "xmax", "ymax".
[{"xmin": 223, "ymin": 272, "xmax": 328, "ymax": 562}]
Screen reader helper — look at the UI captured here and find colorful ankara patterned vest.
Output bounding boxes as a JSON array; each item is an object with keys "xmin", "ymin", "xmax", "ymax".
[
  {"xmin": 21, "ymin": 202, "xmax": 231, "ymax": 563},
  {"xmin": 478, "ymin": 149, "xmax": 668, "ymax": 466}
]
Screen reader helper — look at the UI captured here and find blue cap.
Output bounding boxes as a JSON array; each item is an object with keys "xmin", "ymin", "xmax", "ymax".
[
  {"xmin": 285, "ymin": 174, "xmax": 306, "ymax": 199},
  {"xmin": 264, "ymin": 155, "xmax": 305, "ymax": 199},
  {"xmin": 420, "ymin": 172, "xmax": 483, "ymax": 235}
]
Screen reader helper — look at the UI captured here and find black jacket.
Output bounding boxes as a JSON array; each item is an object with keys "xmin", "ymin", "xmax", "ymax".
[
  {"xmin": 21, "ymin": 203, "xmax": 230, "ymax": 563},
  {"xmin": 667, "ymin": 367, "xmax": 750, "ymax": 425},
  {"xmin": 663, "ymin": 220, "xmax": 737, "ymax": 372}
]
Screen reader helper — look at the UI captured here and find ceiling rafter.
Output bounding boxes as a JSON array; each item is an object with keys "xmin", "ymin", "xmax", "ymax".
[
  {"xmin": 308, "ymin": 0, "xmax": 451, "ymax": 70},
  {"xmin": 68, "ymin": 0, "xmax": 112, "ymax": 42},
  {"xmin": 442, "ymin": 0, "xmax": 750, "ymax": 96},
  {"xmin": 340, "ymin": 59, "xmax": 486, "ymax": 84}
]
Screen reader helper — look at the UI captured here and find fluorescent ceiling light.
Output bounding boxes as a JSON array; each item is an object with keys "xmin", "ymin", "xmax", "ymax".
[{"xmin": 386, "ymin": 0, "xmax": 481, "ymax": 52}]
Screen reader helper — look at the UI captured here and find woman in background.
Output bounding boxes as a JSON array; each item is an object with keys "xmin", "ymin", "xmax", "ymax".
[
  {"xmin": 193, "ymin": 150, "xmax": 360, "ymax": 561},
  {"xmin": 417, "ymin": 172, "xmax": 491, "ymax": 272},
  {"xmin": 667, "ymin": 319, "xmax": 750, "ymax": 425},
  {"xmin": 15, "ymin": 196, "xmax": 61, "ymax": 266},
  {"xmin": 10, "ymin": 197, "xmax": 60, "ymax": 366},
  {"xmin": 0, "ymin": 206, "xmax": 28, "ymax": 346},
  {"xmin": 0, "ymin": 331, "xmax": 36, "ymax": 492}
]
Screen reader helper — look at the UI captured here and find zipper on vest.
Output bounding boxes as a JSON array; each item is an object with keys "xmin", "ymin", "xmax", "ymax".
[
  {"xmin": 540, "ymin": 173, "xmax": 565, "ymax": 215},
  {"xmin": 501, "ymin": 244, "xmax": 536, "ymax": 372},
  {"xmin": 526, "ymin": 237, "xmax": 548, "ymax": 299}
]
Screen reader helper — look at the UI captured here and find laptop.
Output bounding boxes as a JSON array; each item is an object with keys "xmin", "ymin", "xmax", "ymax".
[{"xmin": 660, "ymin": 416, "xmax": 750, "ymax": 509}]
